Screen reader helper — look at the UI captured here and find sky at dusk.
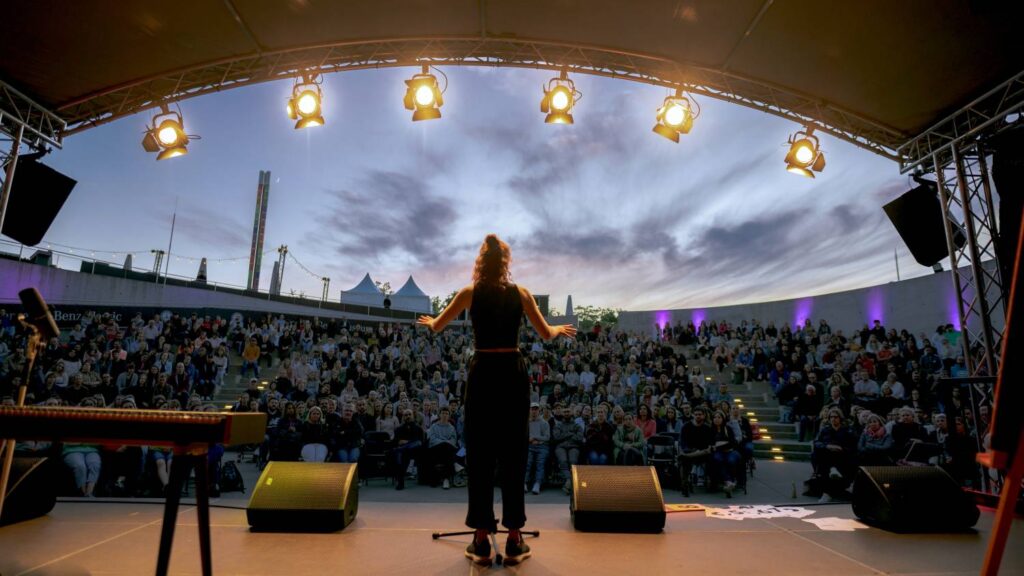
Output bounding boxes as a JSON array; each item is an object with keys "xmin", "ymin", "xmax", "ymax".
[{"xmin": 19, "ymin": 66, "xmax": 931, "ymax": 312}]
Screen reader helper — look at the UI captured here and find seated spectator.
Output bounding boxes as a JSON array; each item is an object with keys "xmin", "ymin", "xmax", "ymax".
[
  {"xmin": 852, "ymin": 369, "xmax": 880, "ymax": 406},
  {"xmin": 393, "ymin": 409, "xmax": 424, "ymax": 490},
  {"xmin": 551, "ymin": 403, "xmax": 583, "ymax": 494},
  {"xmin": 808, "ymin": 408, "xmax": 857, "ymax": 498},
  {"xmin": 709, "ymin": 410, "xmax": 741, "ymax": 497},
  {"xmin": 794, "ymin": 384, "xmax": 823, "ymax": 442},
  {"xmin": 678, "ymin": 407, "xmax": 713, "ymax": 495},
  {"xmin": 331, "ymin": 403, "xmax": 364, "ymax": 464},
  {"xmin": 857, "ymin": 413, "xmax": 894, "ymax": 465},
  {"xmin": 728, "ymin": 404, "xmax": 754, "ymax": 465},
  {"xmin": 270, "ymin": 402, "xmax": 303, "ymax": 462},
  {"xmin": 426, "ymin": 407, "xmax": 458, "ymax": 489},
  {"xmin": 890, "ymin": 406, "xmax": 927, "ymax": 460},
  {"xmin": 584, "ymin": 405, "xmax": 615, "ymax": 465},
  {"xmin": 614, "ymin": 413, "xmax": 646, "ymax": 466},
  {"xmin": 300, "ymin": 406, "xmax": 330, "ymax": 462},
  {"xmin": 657, "ymin": 405, "xmax": 683, "ymax": 435},
  {"xmin": 929, "ymin": 413, "xmax": 977, "ymax": 487},
  {"xmin": 63, "ymin": 443, "xmax": 101, "ymax": 497},
  {"xmin": 376, "ymin": 402, "xmax": 400, "ymax": 439},
  {"xmin": 636, "ymin": 404, "xmax": 657, "ymax": 439},
  {"xmin": 776, "ymin": 374, "xmax": 802, "ymax": 423}
]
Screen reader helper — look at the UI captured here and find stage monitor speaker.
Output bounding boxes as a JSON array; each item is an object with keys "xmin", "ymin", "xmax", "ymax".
[
  {"xmin": 852, "ymin": 466, "xmax": 979, "ymax": 531},
  {"xmin": 246, "ymin": 462, "xmax": 358, "ymax": 532},
  {"xmin": 0, "ymin": 457, "xmax": 58, "ymax": 526},
  {"xmin": 883, "ymin": 182, "xmax": 965, "ymax": 267},
  {"xmin": 570, "ymin": 465, "xmax": 665, "ymax": 533},
  {"xmin": 0, "ymin": 156, "xmax": 76, "ymax": 246}
]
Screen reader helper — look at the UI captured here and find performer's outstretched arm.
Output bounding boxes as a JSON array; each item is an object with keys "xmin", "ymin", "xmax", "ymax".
[
  {"xmin": 418, "ymin": 286, "xmax": 472, "ymax": 333},
  {"xmin": 518, "ymin": 285, "xmax": 577, "ymax": 342}
]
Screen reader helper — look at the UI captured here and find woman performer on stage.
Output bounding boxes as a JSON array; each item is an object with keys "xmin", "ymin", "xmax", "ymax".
[{"xmin": 417, "ymin": 234, "xmax": 576, "ymax": 566}]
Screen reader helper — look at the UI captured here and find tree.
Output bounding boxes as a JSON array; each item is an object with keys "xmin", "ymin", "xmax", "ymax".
[
  {"xmin": 573, "ymin": 304, "xmax": 621, "ymax": 332},
  {"xmin": 374, "ymin": 280, "xmax": 392, "ymax": 297},
  {"xmin": 431, "ymin": 290, "xmax": 459, "ymax": 314}
]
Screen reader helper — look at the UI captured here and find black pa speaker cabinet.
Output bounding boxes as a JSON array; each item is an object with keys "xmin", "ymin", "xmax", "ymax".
[
  {"xmin": 570, "ymin": 465, "xmax": 665, "ymax": 533},
  {"xmin": 246, "ymin": 462, "xmax": 359, "ymax": 532},
  {"xmin": 883, "ymin": 182, "xmax": 965, "ymax": 267},
  {"xmin": 0, "ymin": 157, "xmax": 76, "ymax": 246},
  {"xmin": 852, "ymin": 466, "xmax": 979, "ymax": 531},
  {"xmin": 0, "ymin": 457, "xmax": 58, "ymax": 526}
]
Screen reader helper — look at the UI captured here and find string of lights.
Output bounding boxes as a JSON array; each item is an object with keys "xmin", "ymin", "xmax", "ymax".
[
  {"xmin": 286, "ymin": 251, "xmax": 325, "ymax": 281},
  {"xmin": 35, "ymin": 240, "xmax": 271, "ymax": 264},
  {"xmin": 141, "ymin": 67, "xmax": 825, "ymax": 177}
]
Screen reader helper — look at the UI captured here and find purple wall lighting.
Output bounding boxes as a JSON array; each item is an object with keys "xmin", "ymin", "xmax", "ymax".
[
  {"xmin": 655, "ymin": 310, "xmax": 672, "ymax": 330},
  {"xmin": 691, "ymin": 309, "xmax": 706, "ymax": 328},
  {"xmin": 867, "ymin": 287, "xmax": 885, "ymax": 326},
  {"xmin": 794, "ymin": 298, "xmax": 814, "ymax": 327},
  {"xmin": 946, "ymin": 286, "xmax": 962, "ymax": 330}
]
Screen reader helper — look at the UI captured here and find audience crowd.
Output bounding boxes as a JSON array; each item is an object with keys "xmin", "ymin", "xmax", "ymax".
[{"xmin": 0, "ymin": 307, "xmax": 991, "ymax": 502}]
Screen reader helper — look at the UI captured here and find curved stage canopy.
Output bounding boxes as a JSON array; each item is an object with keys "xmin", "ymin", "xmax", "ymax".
[{"xmin": 2, "ymin": 0, "xmax": 1023, "ymax": 167}]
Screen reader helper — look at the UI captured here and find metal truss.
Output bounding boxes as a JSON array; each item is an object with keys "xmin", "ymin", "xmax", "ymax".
[
  {"xmin": 55, "ymin": 37, "xmax": 905, "ymax": 160},
  {"xmin": 902, "ymin": 70, "xmax": 1024, "ymax": 174},
  {"xmin": 0, "ymin": 79, "xmax": 65, "ymax": 152},
  {"xmin": 933, "ymin": 143, "xmax": 1005, "ymax": 376}
]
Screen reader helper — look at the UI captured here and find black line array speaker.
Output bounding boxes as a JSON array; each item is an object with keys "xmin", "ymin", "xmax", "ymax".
[
  {"xmin": 883, "ymin": 182, "xmax": 965, "ymax": 267},
  {"xmin": 246, "ymin": 462, "xmax": 359, "ymax": 532},
  {"xmin": 570, "ymin": 465, "xmax": 665, "ymax": 533},
  {"xmin": 0, "ymin": 156, "xmax": 76, "ymax": 246},
  {"xmin": 0, "ymin": 457, "xmax": 58, "ymax": 526},
  {"xmin": 852, "ymin": 466, "xmax": 979, "ymax": 532}
]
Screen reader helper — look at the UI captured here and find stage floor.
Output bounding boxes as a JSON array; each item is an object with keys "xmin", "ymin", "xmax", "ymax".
[{"xmin": 1, "ymin": 498, "xmax": 1022, "ymax": 575}]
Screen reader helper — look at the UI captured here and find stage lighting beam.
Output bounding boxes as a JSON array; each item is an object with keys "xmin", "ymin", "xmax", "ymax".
[
  {"xmin": 288, "ymin": 75, "xmax": 324, "ymax": 129},
  {"xmin": 541, "ymin": 70, "xmax": 580, "ymax": 125},
  {"xmin": 784, "ymin": 127, "xmax": 826, "ymax": 177},
  {"xmin": 141, "ymin": 103, "xmax": 193, "ymax": 161},
  {"xmin": 653, "ymin": 88, "xmax": 698, "ymax": 143},
  {"xmin": 404, "ymin": 65, "xmax": 444, "ymax": 122}
]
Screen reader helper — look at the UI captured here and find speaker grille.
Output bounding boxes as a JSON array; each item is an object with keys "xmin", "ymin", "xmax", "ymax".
[
  {"xmin": 573, "ymin": 465, "xmax": 664, "ymax": 513},
  {"xmin": 251, "ymin": 462, "xmax": 354, "ymax": 510}
]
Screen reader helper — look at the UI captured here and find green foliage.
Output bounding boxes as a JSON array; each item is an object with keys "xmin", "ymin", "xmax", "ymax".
[
  {"xmin": 573, "ymin": 304, "xmax": 621, "ymax": 331},
  {"xmin": 374, "ymin": 280, "xmax": 392, "ymax": 297},
  {"xmin": 431, "ymin": 289, "xmax": 459, "ymax": 314}
]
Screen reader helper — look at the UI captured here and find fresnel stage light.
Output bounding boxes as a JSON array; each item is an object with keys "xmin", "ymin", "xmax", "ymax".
[
  {"xmin": 403, "ymin": 65, "xmax": 444, "ymax": 121},
  {"xmin": 652, "ymin": 88, "xmax": 699, "ymax": 143},
  {"xmin": 540, "ymin": 70, "xmax": 581, "ymax": 124},
  {"xmin": 140, "ymin": 103, "xmax": 195, "ymax": 161},
  {"xmin": 287, "ymin": 75, "xmax": 325, "ymax": 129},
  {"xmin": 785, "ymin": 127, "xmax": 826, "ymax": 177}
]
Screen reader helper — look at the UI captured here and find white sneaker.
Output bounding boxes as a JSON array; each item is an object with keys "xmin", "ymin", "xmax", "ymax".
[
  {"xmin": 818, "ymin": 494, "xmax": 833, "ymax": 504},
  {"xmin": 531, "ymin": 482, "xmax": 540, "ymax": 495},
  {"xmin": 443, "ymin": 479, "xmax": 450, "ymax": 490},
  {"xmin": 454, "ymin": 463, "xmax": 465, "ymax": 474}
]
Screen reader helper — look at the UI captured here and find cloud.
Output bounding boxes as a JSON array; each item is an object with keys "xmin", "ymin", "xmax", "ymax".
[{"xmin": 309, "ymin": 170, "xmax": 459, "ymax": 272}]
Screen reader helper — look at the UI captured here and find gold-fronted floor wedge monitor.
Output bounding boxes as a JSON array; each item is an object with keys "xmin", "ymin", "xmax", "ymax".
[
  {"xmin": 570, "ymin": 465, "xmax": 665, "ymax": 533},
  {"xmin": 246, "ymin": 462, "xmax": 359, "ymax": 532}
]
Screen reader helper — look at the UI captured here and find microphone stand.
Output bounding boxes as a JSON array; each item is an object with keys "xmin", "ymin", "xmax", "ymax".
[{"xmin": 0, "ymin": 318, "xmax": 44, "ymax": 520}]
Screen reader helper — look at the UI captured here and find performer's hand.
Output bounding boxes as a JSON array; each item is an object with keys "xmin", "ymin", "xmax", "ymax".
[
  {"xmin": 417, "ymin": 315, "xmax": 435, "ymax": 331},
  {"xmin": 556, "ymin": 324, "xmax": 578, "ymax": 339}
]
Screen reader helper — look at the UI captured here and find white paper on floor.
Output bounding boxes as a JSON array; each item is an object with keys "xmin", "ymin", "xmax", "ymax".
[
  {"xmin": 800, "ymin": 517, "xmax": 869, "ymax": 531},
  {"xmin": 703, "ymin": 504, "xmax": 816, "ymax": 521}
]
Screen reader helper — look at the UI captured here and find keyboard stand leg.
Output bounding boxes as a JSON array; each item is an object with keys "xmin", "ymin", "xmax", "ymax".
[
  {"xmin": 193, "ymin": 455, "xmax": 212, "ymax": 576},
  {"xmin": 155, "ymin": 454, "xmax": 190, "ymax": 576}
]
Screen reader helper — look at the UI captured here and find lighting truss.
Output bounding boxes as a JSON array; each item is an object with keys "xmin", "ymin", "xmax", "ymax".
[
  {"xmin": 0, "ymin": 78, "xmax": 65, "ymax": 152},
  {"xmin": 54, "ymin": 38, "xmax": 905, "ymax": 160},
  {"xmin": 902, "ymin": 70, "xmax": 1024, "ymax": 173},
  {"xmin": 933, "ymin": 143, "xmax": 1005, "ymax": 376}
]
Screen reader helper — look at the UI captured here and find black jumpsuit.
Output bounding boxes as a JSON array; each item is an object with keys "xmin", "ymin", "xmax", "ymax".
[{"xmin": 463, "ymin": 282, "xmax": 530, "ymax": 531}]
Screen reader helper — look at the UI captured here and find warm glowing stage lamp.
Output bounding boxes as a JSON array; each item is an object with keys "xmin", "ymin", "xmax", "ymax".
[
  {"xmin": 785, "ymin": 127, "xmax": 826, "ymax": 177},
  {"xmin": 653, "ymin": 89, "xmax": 697, "ymax": 143},
  {"xmin": 404, "ymin": 65, "xmax": 444, "ymax": 121},
  {"xmin": 141, "ymin": 104, "xmax": 193, "ymax": 161},
  {"xmin": 541, "ymin": 70, "xmax": 580, "ymax": 124},
  {"xmin": 288, "ymin": 77, "xmax": 324, "ymax": 130}
]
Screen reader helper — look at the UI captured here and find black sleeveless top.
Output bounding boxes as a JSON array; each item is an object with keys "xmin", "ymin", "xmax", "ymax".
[{"xmin": 470, "ymin": 282, "xmax": 523, "ymax": 349}]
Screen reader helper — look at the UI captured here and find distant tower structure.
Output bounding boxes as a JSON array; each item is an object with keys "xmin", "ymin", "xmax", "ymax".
[
  {"xmin": 246, "ymin": 170, "xmax": 271, "ymax": 291},
  {"xmin": 122, "ymin": 253, "xmax": 133, "ymax": 272},
  {"xmin": 269, "ymin": 261, "xmax": 281, "ymax": 295},
  {"xmin": 196, "ymin": 257, "xmax": 208, "ymax": 284},
  {"xmin": 565, "ymin": 295, "xmax": 574, "ymax": 317}
]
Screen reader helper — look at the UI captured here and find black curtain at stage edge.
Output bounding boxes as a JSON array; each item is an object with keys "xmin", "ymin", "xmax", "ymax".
[{"xmin": 992, "ymin": 125, "xmax": 1024, "ymax": 291}]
